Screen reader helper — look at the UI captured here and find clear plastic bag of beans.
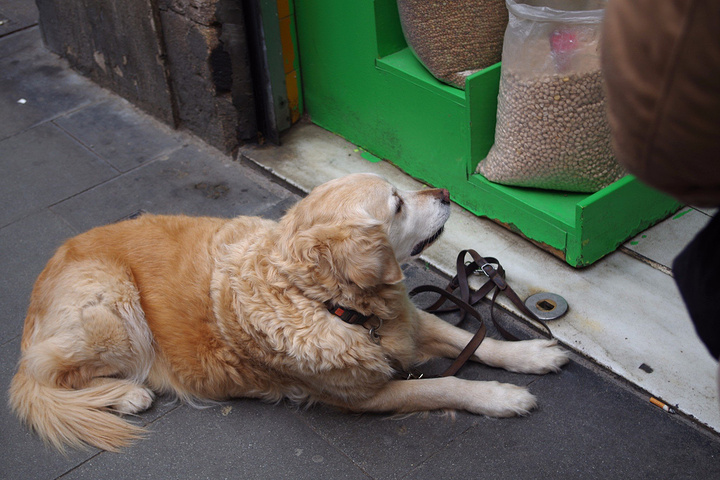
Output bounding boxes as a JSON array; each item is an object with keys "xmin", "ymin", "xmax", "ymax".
[
  {"xmin": 477, "ymin": 0, "xmax": 626, "ymax": 192},
  {"xmin": 397, "ymin": 0, "xmax": 508, "ymax": 89}
]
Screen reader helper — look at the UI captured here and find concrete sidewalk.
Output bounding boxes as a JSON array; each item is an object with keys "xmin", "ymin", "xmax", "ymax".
[{"xmin": 1, "ymin": 5, "xmax": 720, "ymax": 479}]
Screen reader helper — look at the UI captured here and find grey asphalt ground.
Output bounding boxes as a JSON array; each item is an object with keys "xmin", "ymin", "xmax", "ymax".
[{"xmin": 1, "ymin": 2, "xmax": 719, "ymax": 478}]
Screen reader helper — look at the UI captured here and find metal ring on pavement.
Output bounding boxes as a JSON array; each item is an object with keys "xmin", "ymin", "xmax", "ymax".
[{"xmin": 524, "ymin": 292, "xmax": 568, "ymax": 321}]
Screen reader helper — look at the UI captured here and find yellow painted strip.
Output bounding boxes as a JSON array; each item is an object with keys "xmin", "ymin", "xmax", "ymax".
[{"xmin": 285, "ymin": 70, "xmax": 300, "ymax": 123}]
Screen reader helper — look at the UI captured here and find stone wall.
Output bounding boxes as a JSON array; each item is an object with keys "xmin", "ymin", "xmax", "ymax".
[{"xmin": 35, "ymin": 0, "xmax": 257, "ymax": 153}]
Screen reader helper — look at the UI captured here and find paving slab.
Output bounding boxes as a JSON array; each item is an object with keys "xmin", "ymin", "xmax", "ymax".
[
  {"xmin": 0, "ymin": 209, "xmax": 77, "ymax": 343},
  {"xmin": 0, "ymin": 122, "xmax": 118, "ymax": 228},
  {"xmin": 252, "ymin": 193, "xmax": 301, "ymax": 221},
  {"xmin": 411, "ymin": 360, "xmax": 720, "ymax": 480},
  {"xmin": 61, "ymin": 401, "xmax": 369, "ymax": 480},
  {"xmin": 298, "ymin": 404, "xmax": 474, "ymax": 480},
  {"xmin": 0, "ymin": 16, "xmax": 35, "ymax": 57},
  {"xmin": 50, "ymin": 142, "xmax": 299, "ymax": 232},
  {"xmin": 53, "ymin": 98, "xmax": 187, "ymax": 173},
  {"xmin": 0, "ymin": 0, "xmax": 37, "ymax": 37},
  {"xmin": 0, "ymin": 27, "xmax": 106, "ymax": 140},
  {"xmin": 624, "ymin": 206, "xmax": 714, "ymax": 272}
]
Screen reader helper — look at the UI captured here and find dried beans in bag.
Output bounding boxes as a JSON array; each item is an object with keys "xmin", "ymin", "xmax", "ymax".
[{"xmin": 477, "ymin": 0, "xmax": 625, "ymax": 192}]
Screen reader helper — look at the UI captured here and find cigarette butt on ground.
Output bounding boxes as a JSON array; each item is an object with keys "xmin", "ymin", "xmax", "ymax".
[{"xmin": 650, "ymin": 397, "xmax": 676, "ymax": 414}]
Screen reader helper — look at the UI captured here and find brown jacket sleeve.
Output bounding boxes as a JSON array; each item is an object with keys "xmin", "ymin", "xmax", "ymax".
[{"xmin": 601, "ymin": 0, "xmax": 720, "ymax": 207}]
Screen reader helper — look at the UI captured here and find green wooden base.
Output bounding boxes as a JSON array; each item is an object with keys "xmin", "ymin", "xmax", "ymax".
[{"xmin": 293, "ymin": 0, "xmax": 681, "ymax": 266}]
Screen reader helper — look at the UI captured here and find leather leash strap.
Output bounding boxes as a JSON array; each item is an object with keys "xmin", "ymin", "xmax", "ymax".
[{"xmin": 409, "ymin": 249, "xmax": 553, "ymax": 378}]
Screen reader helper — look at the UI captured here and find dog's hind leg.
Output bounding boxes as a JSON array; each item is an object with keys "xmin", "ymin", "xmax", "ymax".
[
  {"xmin": 10, "ymin": 261, "xmax": 156, "ymax": 451},
  {"xmin": 81, "ymin": 376, "xmax": 156, "ymax": 415},
  {"xmin": 22, "ymin": 292, "xmax": 154, "ymax": 390}
]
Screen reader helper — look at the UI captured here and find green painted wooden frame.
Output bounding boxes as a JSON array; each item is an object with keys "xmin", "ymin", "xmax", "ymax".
[{"xmin": 293, "ymin": 0, "xmax": 681, "ymax": 266}]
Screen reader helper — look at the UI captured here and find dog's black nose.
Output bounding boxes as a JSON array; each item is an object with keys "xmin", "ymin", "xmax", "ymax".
[{"xmin": 439, "ymin": 189, "xmax": 450, "ymax": 205}]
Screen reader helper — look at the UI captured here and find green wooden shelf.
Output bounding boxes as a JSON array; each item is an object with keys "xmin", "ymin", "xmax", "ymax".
[
  {"xmin": 377, "ymin": 48, "xmax": 466, "ymax": 104},
  {"xmin": 293, "ymin": 0, "xmax": 681, "ymax": 266}
]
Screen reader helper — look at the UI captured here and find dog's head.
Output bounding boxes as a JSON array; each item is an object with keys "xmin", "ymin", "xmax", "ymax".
[{"xmin": 277, "ymin": 173, "xmax": 450, "ymax": 291}]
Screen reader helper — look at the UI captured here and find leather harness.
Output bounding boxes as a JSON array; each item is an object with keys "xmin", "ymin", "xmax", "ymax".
[{"xmin": 328, "ymin": 249, "xmax": 553, "ymax": 378}]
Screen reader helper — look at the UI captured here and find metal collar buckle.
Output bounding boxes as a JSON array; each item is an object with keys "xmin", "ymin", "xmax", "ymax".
[
  {"xmin": 480, "ymin": 263, "xmax": 495, "ymax": 277},
  {"xmin": 328, "ymin": 305, "xmax": 370, "ymax": 325},
  {"xmin": 328, "ymin": 303, "xmax": 382, "ymax": 343},
  {"xmin": 367, "ymin": 316, "xmax": 383, "ymax": 343},
  {"xmin": 479, "ymin": 262, "xmax": 507, "ymax": 290}
]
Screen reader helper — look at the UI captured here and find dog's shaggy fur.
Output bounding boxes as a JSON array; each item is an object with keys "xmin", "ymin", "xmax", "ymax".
[{"xmin": 9, "ymin": 173, "xmax": 568, "ymax": 452}]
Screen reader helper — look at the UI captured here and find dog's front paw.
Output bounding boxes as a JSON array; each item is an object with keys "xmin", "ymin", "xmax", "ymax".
[
  {"xmin": 521, "ymin": 339, "xmax": 569, "ymax": 374},
  {"xmin": 499, "ymin": 339, "xmax": 569, "ymax": 375},
  {"xmin": 466, "ymin": 381, "xmax": 537, "ymax": 418}
]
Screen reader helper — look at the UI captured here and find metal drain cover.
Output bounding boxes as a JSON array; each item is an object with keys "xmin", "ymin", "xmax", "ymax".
[{"xmin": 525, "ymin": 293, "xmax": 568, "ymax": 321}]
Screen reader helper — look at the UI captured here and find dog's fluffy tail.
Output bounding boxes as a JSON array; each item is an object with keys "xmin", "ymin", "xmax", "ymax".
[{"xmin": 8, "ymin": 368, "xmax": 147, "ymax": 452}]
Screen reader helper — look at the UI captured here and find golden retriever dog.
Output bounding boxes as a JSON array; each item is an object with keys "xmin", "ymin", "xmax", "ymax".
[{"xmin": 9, "ymin": 173, "xmax": 568, "ymax": 452}]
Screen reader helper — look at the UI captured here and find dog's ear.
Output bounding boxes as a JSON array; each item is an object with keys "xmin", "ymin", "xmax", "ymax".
[{"xmin": 293, "ymin": 221, "xmax": 404, "ymax": 289}]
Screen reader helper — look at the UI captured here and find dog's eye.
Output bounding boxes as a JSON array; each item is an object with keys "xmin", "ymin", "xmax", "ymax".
[{"xmin": 395, "ymin": 196, "xmax": 404, "ymax": 214}]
